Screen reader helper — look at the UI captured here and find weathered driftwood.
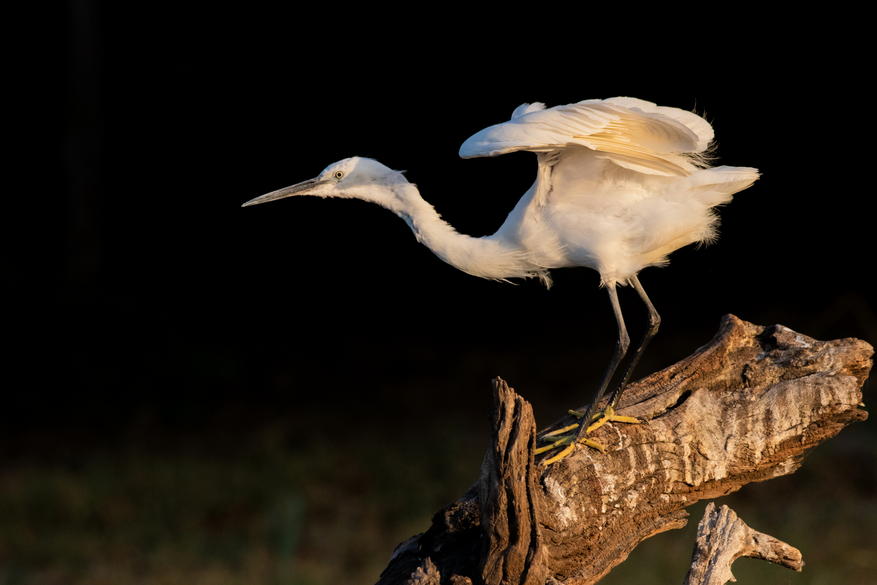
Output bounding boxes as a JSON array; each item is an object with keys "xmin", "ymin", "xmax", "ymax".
[
  {"xmin": 377, "ymin": 315, "xmax": 871, "ymax": 585},
  {"xmin": 683, "ymin": 503, "xmax": 803, "ymax": 585}
]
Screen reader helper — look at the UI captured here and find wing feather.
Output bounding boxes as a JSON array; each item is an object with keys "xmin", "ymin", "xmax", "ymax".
[{"xmin": 459, "ymin": 97, "xmax": 713, "ymax": 177}]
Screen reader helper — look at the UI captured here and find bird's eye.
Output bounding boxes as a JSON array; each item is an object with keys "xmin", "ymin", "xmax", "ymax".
[{"xmin": 334, "ymin": 171, "xmax": 344, "ymax": 179}]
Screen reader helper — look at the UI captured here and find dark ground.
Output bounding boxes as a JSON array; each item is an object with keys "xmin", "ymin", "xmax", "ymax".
[{"xmin": 2, "ymin": 4, "xmax": 873, "ymax": 584}]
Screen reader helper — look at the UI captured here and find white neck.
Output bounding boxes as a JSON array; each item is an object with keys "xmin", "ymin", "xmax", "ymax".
[{"xmin": 380, "ymin": 183, "xmax": 550, "ymax": 285}]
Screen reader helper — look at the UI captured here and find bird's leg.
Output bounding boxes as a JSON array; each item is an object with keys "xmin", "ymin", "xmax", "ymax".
[
  {"xmin": 606, "ymin": 274, "xmax": 660, "ymax": 412},
  {"xmin": 539, "ymin": 280, "xmax": 658, "ymax": 464},
  {"xmin": 538, "ymin": 284, "xmax": 632, "ymax": 464},
  {"xmin": 575, "ymin": 276, "xmax": 658, "ymax": 436},
  {"xmin": 571, "ymin": 283, "xmax": 630, "ymax": 440}
]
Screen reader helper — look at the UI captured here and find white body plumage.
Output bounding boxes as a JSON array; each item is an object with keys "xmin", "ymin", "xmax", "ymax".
[{"xmin": 244, "ymin": 97, "xmax": 758, "ymax": 289}]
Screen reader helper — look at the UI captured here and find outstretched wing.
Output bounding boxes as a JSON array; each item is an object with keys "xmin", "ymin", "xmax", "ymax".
[{"xmin": 459, "ymin": 97, "xmax": 714, "ymax": 177}]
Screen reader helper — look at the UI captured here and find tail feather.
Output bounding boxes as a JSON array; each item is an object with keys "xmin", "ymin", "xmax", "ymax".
[{"xmin": 689, "ymin": 166, "xmax": 760, "ymax": 207}]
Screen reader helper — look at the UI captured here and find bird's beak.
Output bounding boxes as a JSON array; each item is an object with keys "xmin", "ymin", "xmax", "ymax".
[{"xmin": 241, "ymin": 177, "xmax": 329, "ymax": 207}]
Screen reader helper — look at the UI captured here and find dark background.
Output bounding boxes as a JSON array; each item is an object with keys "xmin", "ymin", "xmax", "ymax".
[{"xmin": 3, "ymin": 4, "xmax": 873, "ymax": 584}]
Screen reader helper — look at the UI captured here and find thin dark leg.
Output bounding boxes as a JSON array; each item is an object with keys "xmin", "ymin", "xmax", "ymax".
[
  {"xmin": 607, "ymin": 274, "xmax": 660, "ymax": 410},
  {"xmin": 575, "ymin": 283, "xmax": 630, "ymax": 442}
]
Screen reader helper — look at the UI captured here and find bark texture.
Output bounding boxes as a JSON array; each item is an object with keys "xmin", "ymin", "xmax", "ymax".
[
  {"xmin": 683, "ymin": 503, "xmax": 803, "ymax": 585},
  {"xmin": 377, "ymin": 315, "xmax": 871, "ymax": 585}
]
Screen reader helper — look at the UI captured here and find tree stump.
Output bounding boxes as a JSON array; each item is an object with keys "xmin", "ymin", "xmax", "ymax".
[{"xmin": 377, "ymin": 315, "xmax": 871, "ymax": 585}]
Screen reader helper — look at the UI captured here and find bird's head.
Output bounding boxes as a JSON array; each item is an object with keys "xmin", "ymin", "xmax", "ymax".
[{"xmin": 242, "ymin": 157, "xmax": 409, "ymax": 209}]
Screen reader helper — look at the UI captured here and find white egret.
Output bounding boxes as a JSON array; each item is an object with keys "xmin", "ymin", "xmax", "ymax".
[{"xmin": 243, "ymin": 97, "xmax": 759, "ymax": 464}]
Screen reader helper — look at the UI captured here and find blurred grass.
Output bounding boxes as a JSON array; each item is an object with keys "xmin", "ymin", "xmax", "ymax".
[
  {"xmin": 0, "ymin": 399, "xmax": 487, "ymax": 585},
  {"xmin": 0, "ymin": 385, "xmax": 874, "ymax": 585}
]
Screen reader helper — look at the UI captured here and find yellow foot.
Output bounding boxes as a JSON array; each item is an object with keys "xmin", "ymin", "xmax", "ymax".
[
  {"xmin": 537, "ymin": 405, "xmax": 641, "ymax": 466},
  {"xmin": 569, "ymin": 404, "xmax": 641, "ymax": 433}
]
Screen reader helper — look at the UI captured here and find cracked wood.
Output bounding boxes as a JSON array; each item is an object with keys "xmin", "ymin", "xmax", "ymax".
[{"xmin": 377, "ymin": 315, "xmax": 871, "ymax": 585}]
